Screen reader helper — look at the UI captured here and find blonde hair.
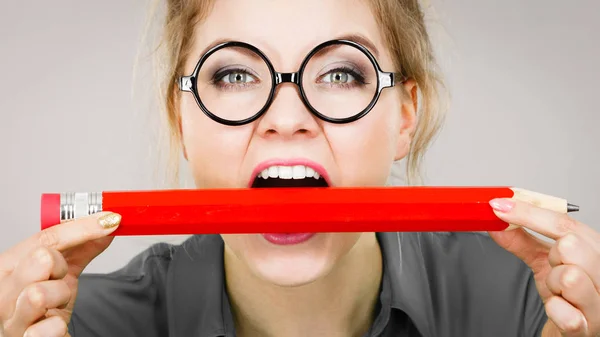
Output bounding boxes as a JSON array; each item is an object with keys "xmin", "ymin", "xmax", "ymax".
[{"xmin": 147, "ymin": 0, "xmax": 447, "ymax": 187}]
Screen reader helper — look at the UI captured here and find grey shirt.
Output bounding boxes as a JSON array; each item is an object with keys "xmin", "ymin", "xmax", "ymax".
[{"xmin": 68, "ymin": 232, "xmax": 548, "ymax": 336}]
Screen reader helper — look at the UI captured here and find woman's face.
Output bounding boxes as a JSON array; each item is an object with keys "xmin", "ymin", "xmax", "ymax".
[{"xmin": 179, "ymin": 0, "xmax": 417, "ymax": 286}]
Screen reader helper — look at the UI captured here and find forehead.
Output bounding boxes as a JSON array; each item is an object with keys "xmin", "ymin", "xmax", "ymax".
[{"xmin": 190, "ymin": 0, "xmax": 386, "ymax": 71}]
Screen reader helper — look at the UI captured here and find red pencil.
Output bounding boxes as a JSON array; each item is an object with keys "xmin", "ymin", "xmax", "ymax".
[{"xmin": 40, "ymin": 186, "xmax": 579, "ymax": 235}]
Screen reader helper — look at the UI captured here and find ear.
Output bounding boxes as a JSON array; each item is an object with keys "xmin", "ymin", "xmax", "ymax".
[{"xmin": 394, "ymin": 79, "xmax": 418, "ymax": 161}]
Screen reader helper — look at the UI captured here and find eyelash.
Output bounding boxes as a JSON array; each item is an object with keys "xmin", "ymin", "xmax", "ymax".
[
  {"xmin": 318, "ymin": 66, "xmax": 369, "ymax": 88},
  {"xmin": 209, "ymin": 65, "xmax": 369, "ymax": 91},
  {"xmin": 210, "ymin": 67, "xmax": 259, "ymax": 91}
]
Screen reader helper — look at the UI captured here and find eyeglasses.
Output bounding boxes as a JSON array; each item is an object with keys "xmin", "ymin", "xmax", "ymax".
[{"xmin": 178, "ymin": 39, "xmax": 407, "ymax": 126}]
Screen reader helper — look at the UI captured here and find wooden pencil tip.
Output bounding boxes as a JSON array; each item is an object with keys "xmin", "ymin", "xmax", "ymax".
[{"xmin": 567, "ymin": 203, "xmax": 580, "ymax": 212}]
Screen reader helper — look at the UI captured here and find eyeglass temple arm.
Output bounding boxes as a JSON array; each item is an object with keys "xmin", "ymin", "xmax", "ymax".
[
  {"xmin": 395, "ymin": 72, "xmax": 409, "ymax": 83},
  {"xmin": 380, "ymin": 72, "xmax": 408, "ymax": 88}
]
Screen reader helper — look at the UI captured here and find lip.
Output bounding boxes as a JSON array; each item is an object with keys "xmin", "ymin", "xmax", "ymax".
[
  {"xmin": 261, "ymin": 233, "xmax": 316, "ymax": 245},
  {"xmin": 248, "ymin": 158, "xmax": 332, "ymax": 187}
]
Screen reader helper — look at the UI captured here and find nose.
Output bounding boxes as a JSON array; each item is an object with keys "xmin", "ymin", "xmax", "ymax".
[{"xmin": 255, "ymin": 81, "xmax": 320, "ymax": 140}]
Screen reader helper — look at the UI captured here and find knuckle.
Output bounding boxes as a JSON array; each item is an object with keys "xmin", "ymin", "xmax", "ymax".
[
  {"xmin": 556, "ymin": 215, "xmax": 578, "ymax": 235},
  {"xmin": 559, "ymin": 266, "xmax": 584, "ymax": 291},
  {"xmin": 37, "ymin": 230, "xmax": 61, "ymax": 250},
  {"xmin": 32, "ymin": 247, "xmax": 53, "ymax": 267},
  {"xmin": 30, "ymin": 248, "xmax": 54, "ymax": 280},
  {"xmin": 25, "ymin": 284, "xmax": 46, "ymax": 309},
  {"xmin": 556, "ymin": 234, "xmax": 578, "ymax": 258}
]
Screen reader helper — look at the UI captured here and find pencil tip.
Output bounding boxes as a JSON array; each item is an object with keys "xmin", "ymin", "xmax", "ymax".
[{"xmin": 567, "ymin": 203, "xmax": 580, "ymax": 212}]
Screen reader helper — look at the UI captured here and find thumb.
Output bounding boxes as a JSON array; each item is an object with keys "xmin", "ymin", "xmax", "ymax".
[
  {"xmin": 63, "ymin": 236, "xmax": 116, "ymax": 277},
  {"xmin": 488, "ymin": 228, "xmax": 551, "ymax": 272}
]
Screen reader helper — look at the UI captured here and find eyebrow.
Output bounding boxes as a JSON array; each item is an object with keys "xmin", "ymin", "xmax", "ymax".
[
  {"xmin": 197, "ymin": 33, "xmax": 380, "ymax": 62},
  {"xmin": 198, "ymin": 38, "xmax": 236, "ymax": 58},
  {"xmin": 332, "ymin": 33, "xmax": 380, "ymax": 58}
]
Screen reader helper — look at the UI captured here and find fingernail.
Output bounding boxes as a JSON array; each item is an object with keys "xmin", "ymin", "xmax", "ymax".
[
  {"xmin": 489, "ymin": 198, "xmax": 515, "ymax": 213},
  {"xmin": 98, "ymin": 213, "xmax": 121, "ymax": 229},
  {"xmin": 580, "ymin": 314, "xmax": 589, "ymax": 333},
  {"xmin": 565, "ymin": 313, "xmax": 587, "ymax": 333}
]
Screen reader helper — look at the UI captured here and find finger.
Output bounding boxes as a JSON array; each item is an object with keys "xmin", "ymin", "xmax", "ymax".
[
  {"xmin": 488, "ymin": 227, "xmax": 552, "ymax": 271},
  {"xmin": 63, "ymin": 236, "xmax": 115, "ymax": 277},
  {"xmin": 0, "ymin": 212, "xmax": 121, "ymax": 270},
  {"xmin": 545, "ymin": 296, "xmax": 589, "ymax": 337},
  {"xmin": 546, "ymin": 265, "xmax": 600, "ymax": 333},
  {"xmin": 489, "ymin": 198, "xmax": 595, "ymax": 240},
  {"xmin": 548, "ymin": 233, "xmax": 600, "ymax": 293},
  {"xmin": 0, "ymin": 247, "xmax": 67, "ymax": 320},
  {"xmin": 3, "ymin": 280, "xmax": 70, "ymax": 337},
  {"xmin": 16, "ymin": 246, "xmax": 68, "ymax": 282},
  {"xmin": 23, "ymin": 315, "xmax": 68, "ymax": 337}
]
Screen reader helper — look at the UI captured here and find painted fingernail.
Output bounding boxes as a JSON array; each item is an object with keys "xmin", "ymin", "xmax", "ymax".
[
  {"xmin": 489, "ymin": 198, "xmax": 515, "ymax": 213},
  {"xmin": 98, "ymin": 213, "xmax": 121, "ymax": 229}
]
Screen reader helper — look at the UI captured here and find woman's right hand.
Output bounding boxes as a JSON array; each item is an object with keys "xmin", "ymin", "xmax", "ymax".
[{"xmin": 0, "ymin": 212, "xmax": 121, "ymax": 337}]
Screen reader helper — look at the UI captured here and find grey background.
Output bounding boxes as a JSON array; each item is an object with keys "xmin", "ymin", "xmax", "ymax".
[{"xmin": 0, "ymin": 1, "xmax": 598, "ymax": 273}]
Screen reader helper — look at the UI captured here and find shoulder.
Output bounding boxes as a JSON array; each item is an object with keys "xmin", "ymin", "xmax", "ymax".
[
  {"xmin": 379, "ymin": 231, "xmax": 532, "ymax": 282},
  {"xmin": 70, "ymin": 235, "xmax": 220, "ymax": 336},
  {"xmin": 77, "ymin": 234, "xmax": 220, "ymax": 291},
  {"xmin": 416, "ymin": 231, "xmax": 528, "ymax": 273},
  {"xmin": 378, "ymin": 232, "xmax": 547, "ymax": 336},
  {"xmin": 80, "ymin": 234, "xmax": 221, "ymax": 279}
]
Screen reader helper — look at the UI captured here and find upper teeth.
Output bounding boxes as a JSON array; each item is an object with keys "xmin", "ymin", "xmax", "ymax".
[{"xmin": 258, "ymin": 165, "xmax": 321, "ymax": 180}]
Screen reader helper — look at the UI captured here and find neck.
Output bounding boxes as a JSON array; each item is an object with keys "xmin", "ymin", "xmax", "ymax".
[{"xmin": 224, "ymin": 233, "xmax": 383, "ymax": 337}]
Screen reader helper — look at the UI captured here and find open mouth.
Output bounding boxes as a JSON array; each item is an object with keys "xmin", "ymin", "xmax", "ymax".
[{"xmin": 251, "ymin": 165, "xmax": 329, "ymax": 188}]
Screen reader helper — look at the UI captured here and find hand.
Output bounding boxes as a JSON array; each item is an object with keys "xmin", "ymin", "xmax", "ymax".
[
  {"xmin": 488, "ymin": 198, "xmax": 600, "ymax": 337},
  {"xmin": 0, "ymin": 212, "xmax": 121, "ymax": 337}
]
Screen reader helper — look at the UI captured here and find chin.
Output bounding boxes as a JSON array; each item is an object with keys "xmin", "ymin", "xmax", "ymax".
[
  {"xmin": 254, "ymin": 252, "xmax": 331, "ymax": 287},
  {"xmin": 223, "ymin": 232, "xmax": 364, "ymax": 288}
]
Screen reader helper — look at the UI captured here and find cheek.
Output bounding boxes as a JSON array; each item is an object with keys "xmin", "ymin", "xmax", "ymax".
[
  {"xmin": 180, "ymin": 98, "xmax": 252, "ymax": 188},
  {"xmin": 326, "ymin": 96, "xmax": 400, "ymax": 185}
]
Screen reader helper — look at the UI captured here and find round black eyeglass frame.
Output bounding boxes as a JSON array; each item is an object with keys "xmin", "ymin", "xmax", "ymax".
[{"xmin": 178, "ymin": 39, "xmax": 408, "ymax": 126}]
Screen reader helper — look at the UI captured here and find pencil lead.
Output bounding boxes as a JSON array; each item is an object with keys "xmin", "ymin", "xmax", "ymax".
[{"xmin": 567, "ymin": 203, "xmax": 580, "ymax": 212}]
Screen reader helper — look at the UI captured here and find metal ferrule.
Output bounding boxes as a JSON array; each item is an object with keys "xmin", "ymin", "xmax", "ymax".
[{"xmin": 60, "ymin": 192, "xmax": 103, "ymax": 222}]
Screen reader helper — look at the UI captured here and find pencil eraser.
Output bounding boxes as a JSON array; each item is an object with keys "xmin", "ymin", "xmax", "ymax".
[{"xmin": 41, "ymin": 193, "xmax": 60, "ymax": 230}]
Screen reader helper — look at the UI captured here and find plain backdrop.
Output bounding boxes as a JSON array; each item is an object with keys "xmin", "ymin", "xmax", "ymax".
[{"xmin": 0, "ymin": 0, "xmax": 598, "ymax": 274}]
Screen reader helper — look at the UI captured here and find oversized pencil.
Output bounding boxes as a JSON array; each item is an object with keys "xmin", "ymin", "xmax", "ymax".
[{"xmin": 40, "ymin": 187, "xmax": 579, "ymax": 235}]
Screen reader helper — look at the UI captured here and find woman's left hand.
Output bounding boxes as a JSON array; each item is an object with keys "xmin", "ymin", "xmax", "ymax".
[{"xmin": 487, "ymin": 198, "xmax": 600, "ymax": 337}]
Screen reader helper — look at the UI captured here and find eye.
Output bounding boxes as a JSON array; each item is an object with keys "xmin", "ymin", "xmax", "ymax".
[
  {"xmin": 321, "ymin": 71, "xmax": 354, "ymax": 84},
  {"xmin": 316, "ymin": 66, "xmax": 367, "ymax": 87},
  {"xmin": 219, "ymin": 71, "xmax": 257, "ymax": 84}
]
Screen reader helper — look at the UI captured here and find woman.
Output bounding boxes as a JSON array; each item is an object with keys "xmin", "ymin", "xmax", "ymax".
[{"xmin": 1, "ymin": 0, "xmax": 598, "ymax": 336}]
